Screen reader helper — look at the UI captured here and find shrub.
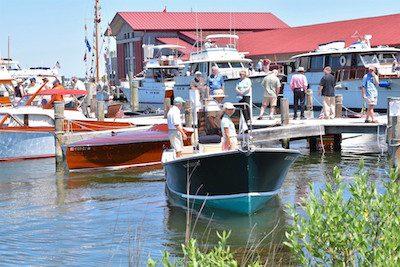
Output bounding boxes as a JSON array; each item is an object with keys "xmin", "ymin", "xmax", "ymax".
[{"xmin": 284, "ymin": 160, "xmax": 400, "ymax": 266}]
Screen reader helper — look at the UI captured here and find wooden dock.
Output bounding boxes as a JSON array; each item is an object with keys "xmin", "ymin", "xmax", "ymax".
[{"xmin": 251, "ymin": 115, "xmax": 386, "ymax": 144}]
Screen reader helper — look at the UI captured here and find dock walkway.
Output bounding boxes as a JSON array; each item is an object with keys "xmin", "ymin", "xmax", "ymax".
[{"xmin": 251, "ymin": 115, "xmax": 386, "ymax": 143}]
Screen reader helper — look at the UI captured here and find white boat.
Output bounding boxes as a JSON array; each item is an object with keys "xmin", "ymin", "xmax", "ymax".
[
  {"xmin": 174, "ymin": 34, "xmax": 267, "ymax": 104},
  {"xmin": 0, "ymin": 58, "xmax": 61, "ymax": 82},
  {"xmin": 122, "ymin": 44, "xmax": 185, "ymax": 104},
  {"xmin": 284, "ymin": 35, "xmax": 400, "ymax": 110}
]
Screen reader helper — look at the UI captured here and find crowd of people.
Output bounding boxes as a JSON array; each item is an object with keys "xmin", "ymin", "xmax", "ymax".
[{"xmin": 167, "ymin": 61, "xmax": 382, "ymax": 156}]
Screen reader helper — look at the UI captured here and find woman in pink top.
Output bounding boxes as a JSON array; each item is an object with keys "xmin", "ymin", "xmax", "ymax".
[{"xmin": 290, "ymin": 67, "xmax": 308, "ymax": 119}]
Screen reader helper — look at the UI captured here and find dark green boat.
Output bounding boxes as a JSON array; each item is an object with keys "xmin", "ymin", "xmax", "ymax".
[{"xmin": 163, "ymin": 147, "xmax": 301, "ymax": 214}]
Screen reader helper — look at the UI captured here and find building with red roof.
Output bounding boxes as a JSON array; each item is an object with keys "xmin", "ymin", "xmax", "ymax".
[
  {"xmin": 108, "ymin": 11, "xmax": 288, "ymax": 79},
  {"xmin": 239, "ymin": 13, "xmax": 400, "ymax": 62}
]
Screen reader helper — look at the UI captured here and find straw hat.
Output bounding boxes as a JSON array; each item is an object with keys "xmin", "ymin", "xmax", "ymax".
[{"xmin": 210, "ymin": 89, "xmax": 226, "ymax": 98}]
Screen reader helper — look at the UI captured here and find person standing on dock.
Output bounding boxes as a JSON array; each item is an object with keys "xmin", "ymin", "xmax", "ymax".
[
  {"xmin": 258, "ymin": 69, "xmax": 281, "ymax": 120},
  {"xmin": 318, "ymin": 66, "xmax": 336, "ymax": 119},
  {"xmin": 221, "ymin": 102, "xmax": 238, "ymax": 151},
  {"xmin": 207, "ymin": 66, "xmax": 225, "ymax": 96},
  {"xmin": 71, "ymin": 77, "xmax": 86, "ymax": 91},
  {"xmin": 361, "ymin": 66, "xmax": 379, "ymax": 123},
  {"xmin": 290, "ymin": 67, "xmax": 308, "ymax": 120},
  {"xmin": 235, "ymin": 70, "xmax": 252, "ymax": 121},
  {"xmin": 167, "ymin": 97, "xmax": 188, "ymax": 157}
]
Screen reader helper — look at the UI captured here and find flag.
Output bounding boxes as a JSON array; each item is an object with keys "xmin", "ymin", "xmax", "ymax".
[
  {"xmin": 162, "ymin": 5, "xmax": 167, "ymax": 12},
  {"xmin": 85, "ymin": 37, "xmax": 91, "ymax": 52},
  {"xmin": 239, "ymin": 110, "xmax": 248, "ymax": 134},
  {"xmin": 55, "ymin": 61, "xmax": 61, "ymax": 69},
  {"xmin": 83, "ymin": 52, "xmax": 87, "ymax": 62}
]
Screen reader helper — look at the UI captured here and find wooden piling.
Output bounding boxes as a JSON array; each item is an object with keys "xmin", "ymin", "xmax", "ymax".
[
  {"xmin": 333, "ymin": 134, "xmax": 342, "ymax": 152},
  {"xmin": 305, "ymin": 89, "xmax": 314, "ymax": 119},
  {"xmin": 280, "ymin": 98, "xmax": 290, "ymax": 148},
  {"xmin": 129, "ymin": 73, "xmax": 139, "ymax": 112},
  {"xmin": 54, "ymin": 101, "xmax": 65, "ymax": 173},
  {"xmin": 97, "ymin": 100, "xmax": 105, "ymax": 121},
  {"xmin": 308, "ymin": 136, "xmax": 318, "ymax": 152},
  {"xmin": 184, "ymin": 101, "xmax": 193, "ymax": 127},
  {"xmin": 335, "ymin": 94, "xmax": 343, "ymax": 118}
]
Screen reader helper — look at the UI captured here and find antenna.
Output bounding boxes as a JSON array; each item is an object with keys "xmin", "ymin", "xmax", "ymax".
[
  {"xmin": 7, "ymin": 36, "xmax": 10, "ymax": 60},
  {"xmin": 94, "ymin": 0, "xmax": 100, "ymax": 83}
]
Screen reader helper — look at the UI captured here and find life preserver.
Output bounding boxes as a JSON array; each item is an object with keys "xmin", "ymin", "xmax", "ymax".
[{"xmin": 339, "ymin": 56, "xmax": 347, "ymax": 66}]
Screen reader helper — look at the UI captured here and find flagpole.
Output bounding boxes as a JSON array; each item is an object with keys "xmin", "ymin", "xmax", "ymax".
[{"xmin": 94, "ymin": 0, "xmax": 100, "ymax": 84}]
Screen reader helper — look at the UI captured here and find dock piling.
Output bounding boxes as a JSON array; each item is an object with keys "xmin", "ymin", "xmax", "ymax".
[
  {"xmin": 387, "ymin": 97, "xmax": 400, "ymax": 167},
  {"xmin": 54, "ymin": 101, "xmax": 66, "ymax": 173},
  {"xmin": 96, "ymin": 100, "xmax": 105, "ymax": 121},
  {"xmin": 280, "ymin": 98, "xmax": 290, "ymax": 148},
  {"xmin": 305, "ymin": 89, "xmax": 314, "ymax": 119},
  {"xmin": 335, "ymin": 95, "xmax": 343, "ymax": 118},
  {"xmin": 129, "ymin": 73, "xmax": 139, "ymax": 112}
]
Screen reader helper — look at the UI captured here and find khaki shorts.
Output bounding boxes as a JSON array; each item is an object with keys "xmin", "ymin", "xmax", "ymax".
[
  {"xmin": 262, "ymin": 96, "xmax": 277, "ymax": 107},
  {"xmin": 168, "ymin": 130, "xmax": 183, "ymax": 152},
  {"xmin": 365, "ymin": 97, "xmax": 377, "ymax": 106}
]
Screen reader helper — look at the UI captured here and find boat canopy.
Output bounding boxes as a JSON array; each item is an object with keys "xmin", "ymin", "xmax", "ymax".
[{"xmin": 205, "ymin": 34, "xmax": 239, "ymax": 40}]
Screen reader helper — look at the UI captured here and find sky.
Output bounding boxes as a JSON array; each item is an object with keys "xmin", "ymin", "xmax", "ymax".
[{"xmin": 0, "ymin": 0, "xmax": 399, "ymax": 77}]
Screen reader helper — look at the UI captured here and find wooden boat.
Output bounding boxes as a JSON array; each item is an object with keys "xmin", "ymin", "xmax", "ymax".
[
  {"xmin": 162, "ymin": 145, "xmax": 300, "ymax": 214},
  {"xmin": 0, "ymin": 106, "xmax": 133, "ymax": 161},
  {"xmin": 66, "ymin": 124, "xmax": 193, "ymax": 172}
]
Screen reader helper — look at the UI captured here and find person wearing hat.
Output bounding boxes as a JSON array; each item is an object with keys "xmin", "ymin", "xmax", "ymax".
[
  {"xmin": 24, "ymin": 77, "xmax": 41, "ymax": 96},
  {"xmin": 190, "ymin": 71, "xmax": 207, "ymax": 101},
  {"xmin": 361, "ymin": 66, "xmax": 379, "ymax": 123},
  {"xmin": 204, "ymin": 89, "xmax": 226, "ymax": 134},
  {"xmin": 221, "ymin": 102, "xmax": 238, "ymax": 151},
  {"xmin": 167, "ymin": 97, "xmax": 188, "ymax": 157},
  {"xmin": 71, "ymin": 76, "xmax": 86, "ymax": 91},
  {"xmin": 290, "ymin": 67, "xmax": 308, "ymax": 120}
]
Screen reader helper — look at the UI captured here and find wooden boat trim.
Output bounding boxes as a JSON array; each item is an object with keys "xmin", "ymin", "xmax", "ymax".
[
  {"xmin": 69, "ymin": 160, "xmax": 161, "ymax": 173},
  {"xmin": 0, "ymin": 154, "xmax": 55, "ymax": 162}
]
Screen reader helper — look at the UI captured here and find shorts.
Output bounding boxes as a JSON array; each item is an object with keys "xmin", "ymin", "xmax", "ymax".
[
  {"xmin": 365, "ymin": 97, "xmax": 377, "ymax": 106},
  {"xmin": 168, "ymin": 130, "xmax": 183, "ymax": 152},
  {"xmin": 262, "ymin": 96, "xmax": 277, "ymax": 107}
]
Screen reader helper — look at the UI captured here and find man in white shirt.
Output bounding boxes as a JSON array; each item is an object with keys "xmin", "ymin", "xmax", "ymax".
[
  {"xmin": 167, "ymin": 97, "xmax": 188, "ymax": 157},
  {"xmin": 71, "ymin": 76, "xmax": 86, "ymax": 91},
  {"xmin": 221, "ymin": 102, "xmax": 238, "ymax": 151}
]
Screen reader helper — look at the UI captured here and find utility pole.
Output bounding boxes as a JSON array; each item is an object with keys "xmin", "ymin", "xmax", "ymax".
[{"xmin": 94, "ymin": 0, "xmax": 100, "ymax": 83}]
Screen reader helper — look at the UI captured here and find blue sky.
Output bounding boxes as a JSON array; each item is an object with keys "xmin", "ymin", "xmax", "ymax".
[{"xmin": 0, "ymin": 0, "xmax": 399, "ymax": 77}]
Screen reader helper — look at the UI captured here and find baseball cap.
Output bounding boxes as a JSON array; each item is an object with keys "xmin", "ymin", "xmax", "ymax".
[
  {"xmin": 173, "ymin": 97, "xmax": 186, "ymax": 104},
  {"xmin": 223, "ymin": 102, "xmax": 235, "ymax": 110}
]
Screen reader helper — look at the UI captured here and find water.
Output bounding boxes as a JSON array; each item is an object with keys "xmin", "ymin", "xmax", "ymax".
[{"xmin": 0, "ymin": 134, "xmax": 388, "ymax": 265}]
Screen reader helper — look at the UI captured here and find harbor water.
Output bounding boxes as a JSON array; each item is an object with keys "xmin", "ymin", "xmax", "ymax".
[{"xmin": 0, "ymin": 134, "xmax": 388, "ymax": 265}]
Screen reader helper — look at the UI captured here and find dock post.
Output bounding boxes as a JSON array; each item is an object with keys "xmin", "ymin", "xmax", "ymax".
[
  {"xmin": 184, "ymin": 101, "xmax": 193, "ymax": 127},
  {"xmin": 54, "ymin": 101, "xmax": 66, "ymax": 173},
  {"xmin": 387, "ymin": 97, "xmax": 400, "ymax": 168},
  {"xmin": 335, "ymin": 95, "xmax": 343, "ymax": 118},
  {"xmin": 308, "ymin": 136, "xmax": 318, "ymax": 152},
  {"xmin": 305, "ymin": 89, "xmax": 314, "ymax": 119},
  {"xmin": 129, "ymin": 73, "xmax": 139, "ymax": 112},
  {"xmin": 96, "ymin": 100, "xmax": 105, "ymax": 121},
  {"xmin": 280, "ymin": 98, "xmax": 290, "ymax": 148}
]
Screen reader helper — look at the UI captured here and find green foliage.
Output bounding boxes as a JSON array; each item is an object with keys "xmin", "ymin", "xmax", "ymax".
[
  {"xmin": 284, "ymin": 160, "xmax": 400, "ymax": 266},
  {"xmin": 148, "ymin": 230, "xmax": 261, "ymax": 267}
]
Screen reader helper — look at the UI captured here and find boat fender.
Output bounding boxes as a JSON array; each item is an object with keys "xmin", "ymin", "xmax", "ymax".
[
  {"xmin": 379, "ymin": 81, "xmax": 391, "ymax": 88},
  {"xmin": 339, "ymin": 56, "xmax": 347, "ymax": 67}
]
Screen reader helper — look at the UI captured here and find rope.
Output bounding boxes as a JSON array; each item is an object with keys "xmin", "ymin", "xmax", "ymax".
[{"xmin": 312, "ymin": 95, "xmax": 364, "ymax": 117}]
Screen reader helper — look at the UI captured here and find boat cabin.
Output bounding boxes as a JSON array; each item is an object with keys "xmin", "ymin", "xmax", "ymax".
[{"xmin": 292, "ymin": 39, "xmax": 400, "ymax": 82}]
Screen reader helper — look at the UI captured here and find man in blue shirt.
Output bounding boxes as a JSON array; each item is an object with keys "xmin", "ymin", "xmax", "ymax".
[
  {"xmin": 361, "ymin": 66, "xmax": 379, "ymax": 123},
  {"xmin": 207, "ymin": 66, "xmax": 225, "ymax": 96}
]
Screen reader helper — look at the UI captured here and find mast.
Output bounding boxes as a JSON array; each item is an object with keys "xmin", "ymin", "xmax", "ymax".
[
  {"xmin": 94, "ymin": 0, "xmax": 100, "ymax": 83},
  {"xmin": 7, "ymin": 36, "xmax": 10, "ymax": 59}
]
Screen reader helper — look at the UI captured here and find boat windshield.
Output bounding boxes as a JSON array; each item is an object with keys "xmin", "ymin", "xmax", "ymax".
[
  {"xmin": 6, "ymin": 62, "xmax": 22, "ymax": 71},
  {"xmin": 377, "ymin": 53, "xmax": 398, "ymax": 64},
  {"xmin": 359, "ymin": 54, "xmax": 380, "ymax": 66}
]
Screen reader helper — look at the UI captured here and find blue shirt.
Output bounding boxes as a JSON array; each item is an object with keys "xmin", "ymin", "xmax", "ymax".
[
  {"xmin": 362, "ymin": 73, "xmax": 378, "ymax": 98},
  {"xmin": 207, "ymin": 74, "xmax": 225, "ymax": 94}
]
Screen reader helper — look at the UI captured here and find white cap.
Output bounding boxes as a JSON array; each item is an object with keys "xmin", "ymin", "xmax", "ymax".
[
  {"xmin": 297, "ymin": 67, "xmax": 305, "ymax": 72},
  {"xmin": 194, "ymin": 71, "xmax": 202, "ymax": 75},
  {"xmin": 223, "ymin": 102, "xmax": 235, "ymax": 110},
  {"xmin": 173, "ymin": 96, "xmax": 186, "ymax": 104}
]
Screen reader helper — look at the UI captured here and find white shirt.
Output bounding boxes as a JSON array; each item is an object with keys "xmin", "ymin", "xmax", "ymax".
[
  {"xmin": 167, "ymin": 105, "xmax": 182, "ymax": 130},
  {"xmin": 73, "ymin": 80, "xmax": 86, "ymax": 91},
  {"xmin": 236, "ymin": 77, "xmax": 252, "ymax": 97},
  {"xmin": 221, "ymin": 114, "xmax": 237, "ymax": 137}
]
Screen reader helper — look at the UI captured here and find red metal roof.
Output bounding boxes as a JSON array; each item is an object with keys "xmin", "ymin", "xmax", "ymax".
[
  {"xmin": 239, "ymin": 13, "xmax": 400, "ymax": 57},
  {"xmin": 156, "ymin": 37, "xmax": 194, "ymax": 60},
  {"xmin": 115, "ymin": 11, "xmax": 289, "ymax": 31}
]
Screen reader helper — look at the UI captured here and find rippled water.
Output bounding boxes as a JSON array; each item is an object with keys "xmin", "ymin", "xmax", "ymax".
[{"xmin": 0, "ymin": 134, "xmax": 388, "ymax": 265}]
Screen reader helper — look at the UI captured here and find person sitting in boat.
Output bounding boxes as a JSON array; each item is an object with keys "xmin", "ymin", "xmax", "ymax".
[
  {"xmin": 361, "ymin": 66, "xmax": 379, "ymax": 123},
  {"xmin": 43, "ymin": 79, "xmax": 65, "ymax": 109},
  {"xmin": 205, "ymin": 89, "xmax": 226, "ymax": 135},
  {"xmin": 235, "ymin": 70, "xmax": 252, "ymax": 122},
  {"xmin": 24, "ymin": 77, "xmax": 41, "ymax": 96},
  {"xmin": 167, "ymin": 97, "xmax": 188, "ymax": 157},
  {"xmin": 207, "ymin": 66, "xmax": 225, "ymax": 96},
  {"xmin": 13, "ymin": 79, "xmax": 23, "ymax": 101},
  {"xmin": 221, "ymin": 102, "xmax": 238, "ymax": 151}
]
